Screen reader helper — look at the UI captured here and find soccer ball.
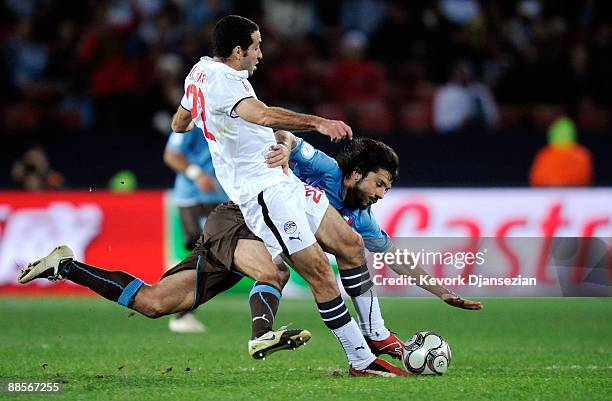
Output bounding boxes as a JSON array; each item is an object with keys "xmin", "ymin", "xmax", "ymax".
[{"xmin": 402, "ymin": 331, "xmax": 451, "ymax": 375}]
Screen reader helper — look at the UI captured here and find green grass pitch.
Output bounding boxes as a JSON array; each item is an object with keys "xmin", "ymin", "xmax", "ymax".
[{"xmin": 1, "ymin": 296, "xmax": 610, "ymax": 401}]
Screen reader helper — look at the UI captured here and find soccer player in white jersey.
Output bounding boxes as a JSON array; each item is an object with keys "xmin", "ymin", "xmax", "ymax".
[{"xmin": 170, "ymin": 15, "xmax": 407, "ymax": 377}]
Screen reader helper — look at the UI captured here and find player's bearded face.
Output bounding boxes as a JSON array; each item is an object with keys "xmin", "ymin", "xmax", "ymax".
[
  {"xmin": 344, "ymin": 169, "xmax": 392, "ymax": 210},
  {"xmin": 241, "ymin": 30, "xmax": 263, "ymax": 76},
  {"xmin": 344, "ymin": 181, "xmax": 371, "ymax": 210}
]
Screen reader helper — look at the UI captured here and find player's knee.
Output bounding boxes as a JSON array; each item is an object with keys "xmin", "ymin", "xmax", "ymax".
[
  {"xmin": 337, "ymin": 231, "xmax": 365, "ymax": 266},
  {"xmin": 308, "ymin": 264, "xmax": 338, "ymax": 300},
  {"xmin": 304, "ymin": 254, "xmax": 335, "ymax": 289},
  {"xmin": 254, "ymin": 268, "xmax": 285, "ymax": 290}
]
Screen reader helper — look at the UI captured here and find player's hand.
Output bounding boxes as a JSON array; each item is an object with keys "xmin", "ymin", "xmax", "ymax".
[
  {"xmin": 317, "ymin": 119, "xmax": 353, "ymax": 143},
  {"xmin": 441, "ymin": 292, "xmax": 482, "ymax": 310},
  {"xmin": 266, "ymin": 143, "xmax": 290, "ymax": 174},
  {"xmin": 195, "ymin": 173, "xmax": 219, "ymax": 193}
]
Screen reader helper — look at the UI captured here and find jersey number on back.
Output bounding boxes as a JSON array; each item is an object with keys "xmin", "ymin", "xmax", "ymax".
[{"xmin": 186, "ymin": 84, "xmax": 216, "ymax": 142}]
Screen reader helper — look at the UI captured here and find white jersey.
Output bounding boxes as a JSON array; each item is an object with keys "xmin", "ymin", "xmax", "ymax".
[{"xmin": 180, "ymin": 57, "xmax": 290, "ymax": 204}]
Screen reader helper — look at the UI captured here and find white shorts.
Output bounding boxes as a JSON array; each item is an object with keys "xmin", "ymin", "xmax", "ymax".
[{"xmin": 240, "ymin": 175, "xmax": 329, "ymax": 263}]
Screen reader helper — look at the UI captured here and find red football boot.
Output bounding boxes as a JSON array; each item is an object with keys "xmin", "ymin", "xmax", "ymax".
[
  {"xmin": 349, "ymin": 357, "xmax": 411, "ymax": 377},
  {"xmin": 366, "ymin": 332, "xmax": 404, "ymax": 359}
]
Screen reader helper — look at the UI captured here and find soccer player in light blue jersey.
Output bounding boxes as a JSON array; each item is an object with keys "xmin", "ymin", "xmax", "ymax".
[
  {"xmin": 164, "ymin": 126, "xmax": 228, "ymax": 332},
  {"xmin": 267, "ymin": 131, "xmax": 482, "ymax": 355},
  {"xmin": 289, "ymin": 136, "xmax": 394, "ymax": 254}
]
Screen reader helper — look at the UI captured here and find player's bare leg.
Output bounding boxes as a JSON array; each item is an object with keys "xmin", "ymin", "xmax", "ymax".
[
  {"xmin": 18, "ymin": 245, "xmax": 308, "ymax": 361},
  {"xmin": 284, "ymin": 243, "xmax": 340, "ymax": 302},
  {"xmin": 132, "ymin": 271, "xmax": 197, "ymax": 317},
  {"xmin": 315, "ymin": 206, "xmax": 404, "ymax": 359},
  {"xmin": 287, "ymin": 242, "xmax": 409, "ymax": 376},
  {"xmin": 18, "ymin": 245, "xmax": 197, "ymax": 317},
  {"xmin": 233, "ymin": 239, "xmax": 310, "ymax": 359}
]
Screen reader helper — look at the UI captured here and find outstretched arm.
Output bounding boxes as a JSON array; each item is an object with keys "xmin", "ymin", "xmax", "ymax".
[
  {"xmin": 385, "ymin": 245, "xmax": 482, "ymax": 310},
  {"xmin": 234, "ymin": 98, "xmax": 352, "ymax": 142}
]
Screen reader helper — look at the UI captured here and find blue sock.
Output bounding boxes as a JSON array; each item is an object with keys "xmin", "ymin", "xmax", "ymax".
[
  {"xmin": 61, "ymin": 260, "xmax": 144, "ymax": 308},
  {"xmin": 249, "ymin": 282, "xmax": 281, "ymax": 339}
]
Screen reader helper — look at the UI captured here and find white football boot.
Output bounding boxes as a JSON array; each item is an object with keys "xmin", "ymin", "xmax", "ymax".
[
  {"xmin": 18, "ymin": 245, "xmax": 74, "ymax": 284},
  {"xmin": 248, "ymin": 326, "xmax": 311, "ymax": 359}
]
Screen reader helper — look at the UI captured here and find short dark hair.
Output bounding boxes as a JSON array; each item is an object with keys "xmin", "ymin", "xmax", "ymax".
[
  {"xmin": 336, "ymin": 138, "xmax": 399, "ymax": 182},
  {"xmin": 212, "ymin": 15, "xmax": 259, "ymax": 59}
]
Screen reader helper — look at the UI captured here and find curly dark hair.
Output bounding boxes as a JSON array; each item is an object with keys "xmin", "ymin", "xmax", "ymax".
[
  {"xmin": 336, "ymin": 138, "xmax": 399, "ymax": 182},
  {"xmin": 212, "ymin": 15, "xmax": 259, "ymax": 59}
]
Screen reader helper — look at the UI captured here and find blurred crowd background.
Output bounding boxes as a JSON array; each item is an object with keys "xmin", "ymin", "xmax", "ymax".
[{"xmin": 1, "ymin": 0, "xmax": 611, "ymax": 189}]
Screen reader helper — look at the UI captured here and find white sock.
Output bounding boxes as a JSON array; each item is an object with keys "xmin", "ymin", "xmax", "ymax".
[
  {"xmin": 339, "ymin": 265, "xmax": 391, "ymax": 341},
  {"xmin": 317, "ymin": 296, "xmax": 376, "ymax": 370},
  {"xmin": 352, "ymin": 288, "xmax": 391, "ymax": 341},
  {"xmin": 332, "ymin": 318, "xmax": 377, "ymax": 370}
]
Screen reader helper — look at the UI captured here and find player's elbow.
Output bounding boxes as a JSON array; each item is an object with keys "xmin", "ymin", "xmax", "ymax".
[{"xmin": 256, "ymin": 111, "xmax": 272, "ymax": 127}]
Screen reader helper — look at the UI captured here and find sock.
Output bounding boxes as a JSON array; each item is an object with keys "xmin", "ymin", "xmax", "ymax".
[
  {"xmin": 317, "ymin": 296, "xmax": 376, "ymax": 370},
  {"xmin": 340, "ymin": 264, "xmax": 390, "ymax": 341},
  {"xmin": 59, "ymin": 260, "xmax": 144, "ymax": 308},
  {"xmin": 249, "ymin": 282, "xmax": 281, "ymax": 339}
]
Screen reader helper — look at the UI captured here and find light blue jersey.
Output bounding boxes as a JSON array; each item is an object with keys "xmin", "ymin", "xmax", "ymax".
[
  {"xmin": 166, "ymin": 128, "xmax": 228, "ymax": 206},
  {"xmin": 290, "ymin": 138, "xmax": 392, "ymax": 252}
]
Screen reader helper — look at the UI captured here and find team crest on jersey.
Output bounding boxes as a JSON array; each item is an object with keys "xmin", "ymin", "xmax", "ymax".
[
  {"xmin": 224, "ymin": 73, "xmax": 244, "ymax": 81},
  {"xmin": 283, "ymin": 221, "xmax": 297, "ymax": 234},
  {"xmin": 300, "ymin": 141, "xmax": 315, "ymax": 160}
]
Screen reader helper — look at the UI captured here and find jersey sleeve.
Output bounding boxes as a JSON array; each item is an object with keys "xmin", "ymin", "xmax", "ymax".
[
  {"xmin": 290, "ymin": 137, "xmax": 339, "ymax": 179},
  {"xmin": 209, "ymin": 72, "xmax": 253, "ymax": 117},
  {"xmin": 179, "ymin": 75, "xmax": 193, "ymax": 111},
  {"xmin": 363, "ymin": 231, "xmax": 392, "ymax": 253},
  {"xmin": 180, "ymin": 92, "xmax": 191, "ymax": 111},
  {"xmin": 357, "ymin": 209, "xmax": 393, "ymax": 253}
]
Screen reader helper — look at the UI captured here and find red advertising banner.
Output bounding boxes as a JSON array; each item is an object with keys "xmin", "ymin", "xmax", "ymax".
[
  {"xmin": 0, "ymin": 191, "xmax": 165, "ymax": 295},
  {"xmin": 370, "ymin": 189, "xmax": 612, "ymax": 296}
]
